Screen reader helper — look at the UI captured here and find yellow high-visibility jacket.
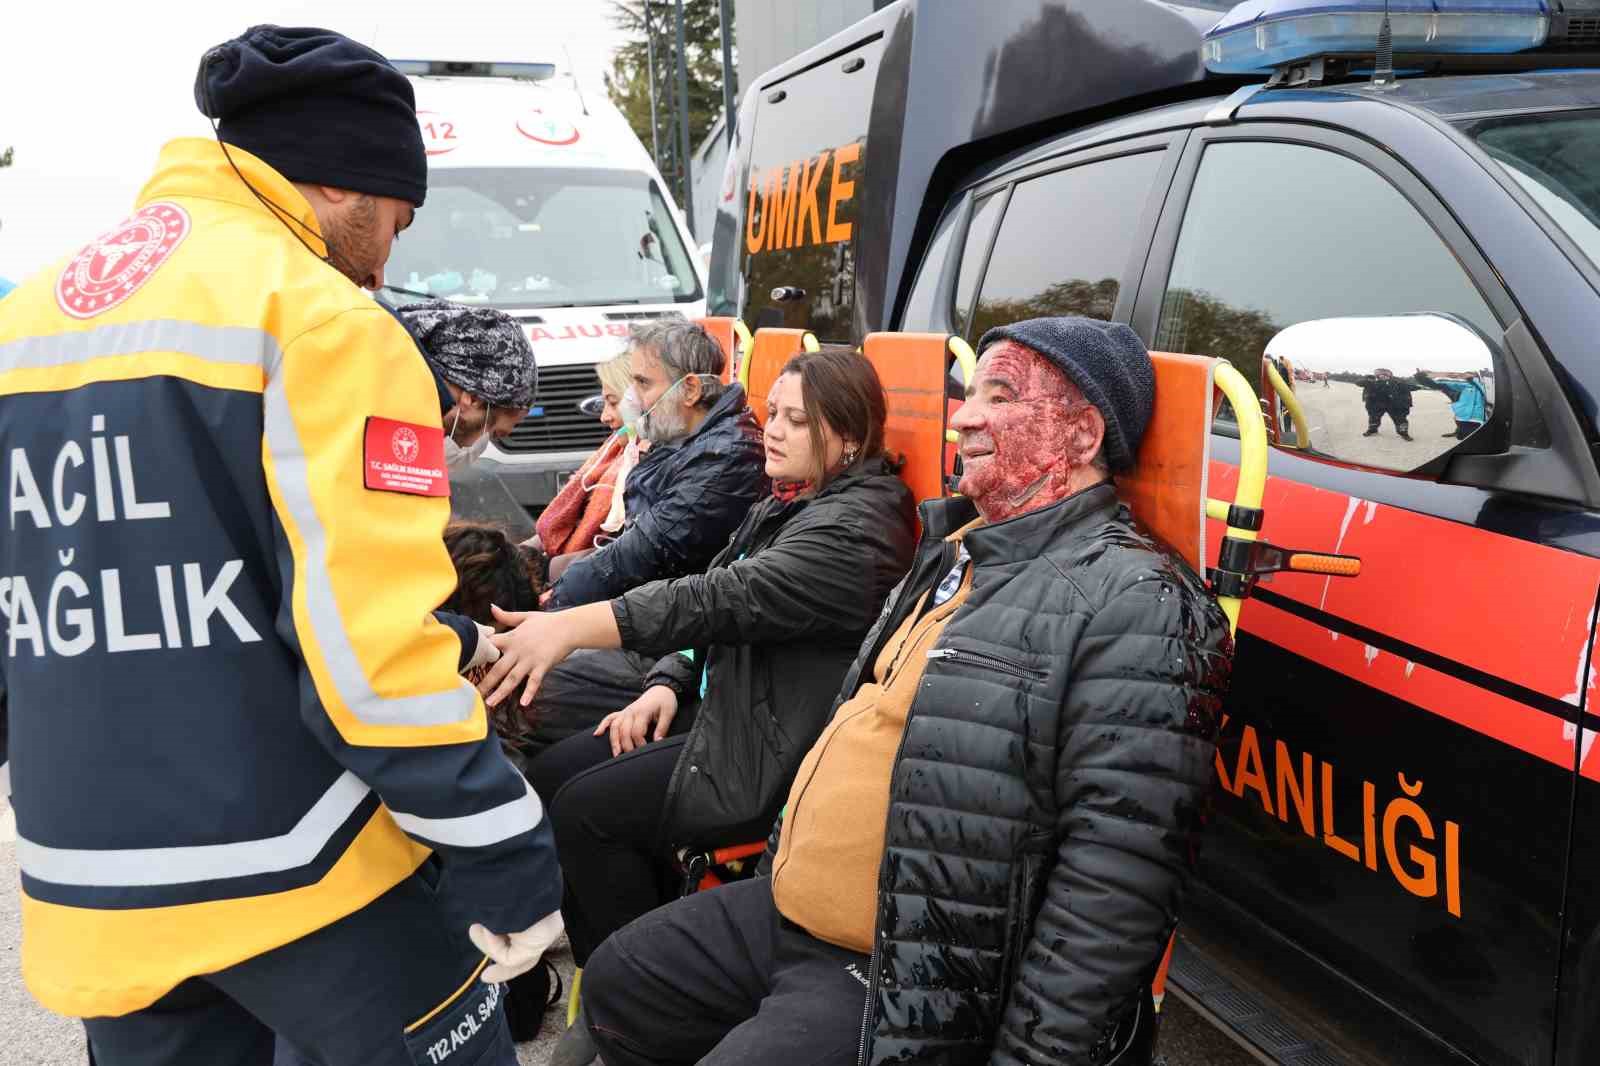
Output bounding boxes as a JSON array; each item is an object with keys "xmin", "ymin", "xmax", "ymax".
[{"xmin": 0, "ymin": 139, "xmax": 559, "ymax": 1018}]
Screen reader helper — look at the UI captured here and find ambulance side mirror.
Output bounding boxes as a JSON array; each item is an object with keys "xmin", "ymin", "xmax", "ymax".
[{"xmin": 1259, "ymin": 314, "xmax": 1497, "ymax": 476}]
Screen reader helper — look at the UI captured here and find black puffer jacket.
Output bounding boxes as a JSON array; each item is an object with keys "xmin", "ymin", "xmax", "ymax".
[
  {"xmin": 774, "ymin": 484, "xmax": 1232, "ymax": 1066},
  {"xmin": 548, "ymin": 384, "xmax": 765, "ymax": 609},
  {"xmin": 612, "ymin": 456, "xmax": 916, "ymax": 847}
]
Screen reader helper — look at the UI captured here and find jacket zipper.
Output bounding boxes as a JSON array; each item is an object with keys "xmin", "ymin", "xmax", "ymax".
[
  {"xmin": 857, "ymin": 941, "xmax": 877, "ymax": 1066},
  {"xmin": 925, "ymin": 646, "xmax": 1046, "ymax": 682},
  {"xmin": 854, "ymin": 536, "xmax": 958, "ymax": 1066}
]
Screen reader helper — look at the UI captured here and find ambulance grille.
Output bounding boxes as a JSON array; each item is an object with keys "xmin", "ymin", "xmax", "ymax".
[
  {"xmin": 1564, "ymin": 17, "xmax": 1600, "ymax": 46},
  {"xmin": 498, "ymin": 363, "xmax": 611, "ymax": 454},
  {"xmin": 604, "ymin": 310, "xmax": 686, "ymax": 322}
]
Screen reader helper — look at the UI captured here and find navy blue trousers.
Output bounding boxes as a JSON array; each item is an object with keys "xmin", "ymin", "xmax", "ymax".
[{"xmin": 83, "ymin": 861, "xmax": 516, "ymax": 1066}]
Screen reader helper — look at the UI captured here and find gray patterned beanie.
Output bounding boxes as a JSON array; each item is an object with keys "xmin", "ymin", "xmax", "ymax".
[{"xmin": 395, "ymin": 299, "xmax": 537, "ymax": 410}]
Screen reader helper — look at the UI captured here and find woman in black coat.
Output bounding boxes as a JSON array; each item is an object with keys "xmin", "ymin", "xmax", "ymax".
[{"xmin": 479, "ymin": 346, "xmax": 917, "ymax": 968}]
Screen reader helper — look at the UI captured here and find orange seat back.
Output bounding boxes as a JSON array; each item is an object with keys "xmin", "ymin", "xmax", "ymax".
[
  {"xmin": 746, "ymin": 328, "xmax": 811, "ymax": 426},
  {"xmin": 696, "ymin": 316, "xmax": 745, "ymax": 386},
  {"xmin": 861, "ymin": 332, "xmax": 952, "ymax": 505},
  {"xmin": 1117, "ymin": 351, "xmax": 1217, "ymax": 573}
]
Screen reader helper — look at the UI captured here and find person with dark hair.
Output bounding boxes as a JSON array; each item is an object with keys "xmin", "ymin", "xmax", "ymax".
[
  {"xmin": 480, "ymin": 345, "xmax": 917, "ymax": 1064},
  {"xmin": 442, "ymin": 522, "xmax": 543, "ymax": 636},
  {"xmin": 439, "ymin": 520, "xmax": 548, "ymax": 759},
  {"xmin": 1361, "ymin": 367, "xmax": 1416, "ymax": 440},
  {"xmin": 0, "ymin": 25, "xmax": 561, "ymax": 1066},
  {"xmin": 545, "ymin": 320, "xmax": 767, "ymax": 609},
  {"xmin": 567, "ymin": 318, "xmax": 1233, "ymax": 1066}
]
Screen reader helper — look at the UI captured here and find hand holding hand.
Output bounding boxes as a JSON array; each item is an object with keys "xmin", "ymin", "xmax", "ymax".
[
  {"xmin": 594, "ymin": 685, "xmax": 679, "ymax": 757},
  {"xmin": 478, "ymin": 607, "xmax": 571, "ymax": 708},
  {"xmin": 465, "ymin": 622, "xmax": 501, "ymax": 672}
]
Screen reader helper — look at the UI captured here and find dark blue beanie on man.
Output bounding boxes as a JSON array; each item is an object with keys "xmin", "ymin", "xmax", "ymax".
[
  {"xmin": 195, "ymin": 25, "xmax": 427, "ymax": 207},
  {"xmin": 977, "ymin": 316, "xmax": 1155, "ymax": 473}
]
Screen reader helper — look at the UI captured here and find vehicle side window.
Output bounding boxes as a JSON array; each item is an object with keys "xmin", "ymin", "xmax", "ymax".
[
  {"xmin": 953, "ymin": 192, "xmax": 1005, "ymax": 337},
  {"xmin": 899, "ymin": 202, "xmax": 962, "ymax": 332},
  {"xmin": 969, "ymin": 150, "xmax": 1164, "ymax": 340},
  {"xmin": 1156, "ymin": 141, "xmax": 1498, "ymax": 423}
]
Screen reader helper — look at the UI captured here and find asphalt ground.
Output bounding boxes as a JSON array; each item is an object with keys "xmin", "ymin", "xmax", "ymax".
[{"xmin": 0, "ymin": 809, "xmax": 1249, "ymax": 1066}]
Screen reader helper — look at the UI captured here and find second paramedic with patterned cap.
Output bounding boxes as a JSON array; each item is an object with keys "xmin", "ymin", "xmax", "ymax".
[{"xmin": 0, "ymin": 25, "xmax": 557, "ymax": 1066}]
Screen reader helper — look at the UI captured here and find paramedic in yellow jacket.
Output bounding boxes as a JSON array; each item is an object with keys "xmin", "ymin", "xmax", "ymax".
[{"xmin": 0, "ymin": 26, "xmax": 560, "ymax": 1066}]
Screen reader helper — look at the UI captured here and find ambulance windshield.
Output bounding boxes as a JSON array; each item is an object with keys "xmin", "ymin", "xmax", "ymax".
[
  {"xmin": 387, "ymin": 166, "xmax": 703, "ymax": 309},
  {"xmin": 1470, "ymin": 111, "xmax": 1600, "ymax": 274}
]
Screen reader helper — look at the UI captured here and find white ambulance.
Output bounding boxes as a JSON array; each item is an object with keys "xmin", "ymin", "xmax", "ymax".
[{"xmin": 389, "ymin": 58, "xmax": 706, "ymax": 507}]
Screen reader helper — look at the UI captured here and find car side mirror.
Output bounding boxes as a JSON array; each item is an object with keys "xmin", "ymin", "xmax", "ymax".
[{"xmin": 1260, "ymin": 314, "xmax": 1496, "ymax": 476}]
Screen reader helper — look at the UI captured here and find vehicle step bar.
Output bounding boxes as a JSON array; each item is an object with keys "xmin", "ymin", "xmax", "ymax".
[{"xmin": 1167, "ymin": 936, "xmax": 1348, "ymax": 1066}]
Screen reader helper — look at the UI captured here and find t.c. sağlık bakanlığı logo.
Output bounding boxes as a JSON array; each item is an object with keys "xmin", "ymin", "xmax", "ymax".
[
  {"xmin": 55, "ymin": 202, "xmax": 191, "ymax": 319},
  {"xmin": 391, "ymin": 426, "xmax": 421, "ymax": 464}
]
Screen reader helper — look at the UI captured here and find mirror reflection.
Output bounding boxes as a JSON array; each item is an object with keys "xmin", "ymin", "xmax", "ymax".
[{"xmin": 1262, "ymin": 314, "xmax": 1496, "ymax": 474}]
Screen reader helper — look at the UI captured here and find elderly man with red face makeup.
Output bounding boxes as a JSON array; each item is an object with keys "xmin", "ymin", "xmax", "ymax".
[{"xmin": 571, "ymin": 316, "xmax": 1236, "ymax": 1066}]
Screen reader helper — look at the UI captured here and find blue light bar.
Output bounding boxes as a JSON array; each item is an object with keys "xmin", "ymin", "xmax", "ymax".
[{"xmin": 1203, "ymin": 1, "xmax": 1551, "ymax": 74}]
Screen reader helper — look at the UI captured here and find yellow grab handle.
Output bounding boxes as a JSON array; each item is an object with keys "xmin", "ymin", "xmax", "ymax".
[
  {"xmin": 1263, "ymin": 359, "xmax": 1310, "ymax": 451},
  {"xmin": 1211, "ymin": 362, "xmax": 1269, "ymax": 637},
  {"xmin": 944, "ymin": 336, "xmax": 978, "ymax": 446},
  {"xmin": 802, "ymin": 332, "xmax": 820, "ymax": 353},
  {"xmin": 733, "ymin": 319, "xmax": 754, "ymax": 390},
  {"xmin": 948, "ymin": 335, "xmax": 977, "ymax": 386}
]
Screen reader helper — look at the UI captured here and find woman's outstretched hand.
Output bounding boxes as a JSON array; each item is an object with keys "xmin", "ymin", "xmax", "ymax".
[
  {"xmin": 479, "ymin": 600, "xmax": 626, "ymax": 709},
  {"xmin": 594, "ymin": 685, "xmax": 680, "ymax": 757},
  {"xmin": 479, "ymin": 606, "xmax": 568, "ymax": 708}
]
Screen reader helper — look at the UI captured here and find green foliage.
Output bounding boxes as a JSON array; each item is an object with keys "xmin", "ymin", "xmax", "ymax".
[
  {"xmin": 605, "ymin": 1, "xmax": 732, "ymax": 199},
  {"xmin": 969, "ymin": 278, "xmax": 1122, "ymax": 340},
  {"xmin": 1155, "ymin": 286, "xmax": 1281, "ymax": 388},
  {"xmin": 0, "ymin": 146, "xmax": 13, "ymax": 168}
]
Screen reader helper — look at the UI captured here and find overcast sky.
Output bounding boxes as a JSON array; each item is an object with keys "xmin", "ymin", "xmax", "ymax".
[{"xmin": 0, "ymin": 1, "xmax": 629, "ymax": 282}]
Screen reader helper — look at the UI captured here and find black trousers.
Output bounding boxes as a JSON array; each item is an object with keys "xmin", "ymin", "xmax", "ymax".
[
  {"xmin": 1366, "ymin": 405, "xmax": 1410, "ymax": 433},
  {"xmin": 84, "ymin": 864, "xmax": 515, "ymax": 1066},
  {"xmin": 528, "ymin": 697, "xmax": 777, "ymax": 967},
  {"xmin": 529, "ymin": 729, "xmax": 691, "ymax": 965},
  {"xmin": 584, "ymin": 878, "xmax": 870, "ymax": 1066}
]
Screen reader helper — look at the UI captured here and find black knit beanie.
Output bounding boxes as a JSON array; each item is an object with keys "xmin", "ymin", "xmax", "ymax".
[
  {"xmin": 195, "ymin": 25, "xmax": 427, "ymax": 207},
  {"xmin": 977, "ymin": 316, "xmax": 1155, "ymax": 473}
]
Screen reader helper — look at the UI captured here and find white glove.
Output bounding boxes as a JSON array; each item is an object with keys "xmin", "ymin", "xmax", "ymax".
[
  {"xmin": 466, "ymin": 623, "xmax": 501, "ymax": 672},
  {"xmin": 469, "ymin": 910, "xmax": 564, "ymax": 983}
]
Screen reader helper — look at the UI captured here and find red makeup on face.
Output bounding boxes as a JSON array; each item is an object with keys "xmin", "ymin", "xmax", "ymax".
[{"xmin": 952, "ymin": 340, "xmax": 1098, "ymax": 523}]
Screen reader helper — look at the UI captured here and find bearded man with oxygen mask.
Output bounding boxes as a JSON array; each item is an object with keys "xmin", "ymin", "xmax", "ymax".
[
  {"xmin": 497, "ymin": 322, "xmax": 767, "ymax": 768},
  {"xmin": 0, "ymin": 25, "xmax": 561, "ymax": 1066},
  {"xmin": 543, "ymin": 320, "xmax": 767, "ymax": 611}
]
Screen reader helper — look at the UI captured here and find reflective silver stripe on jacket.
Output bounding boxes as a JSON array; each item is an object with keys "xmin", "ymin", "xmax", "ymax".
[
  {"xmin": 0, "ymin": 319, "xmax": 271, "ymax": 375},
  {"xmin": 16, "ymin": 772, "xmax": 370, "ymax": 887},
  {"xmin": 389, "ymin": 779, "xmax": 545, "ymax": 849},
  {"xmin": 261, "ymin": 323, "xmax": 479, "ymax": 728}
]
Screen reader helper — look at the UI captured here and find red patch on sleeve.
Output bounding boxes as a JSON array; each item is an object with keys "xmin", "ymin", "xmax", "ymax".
[{"xmin": 364, "ymin": 417, "xmax": 449, "ymax": 497}]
